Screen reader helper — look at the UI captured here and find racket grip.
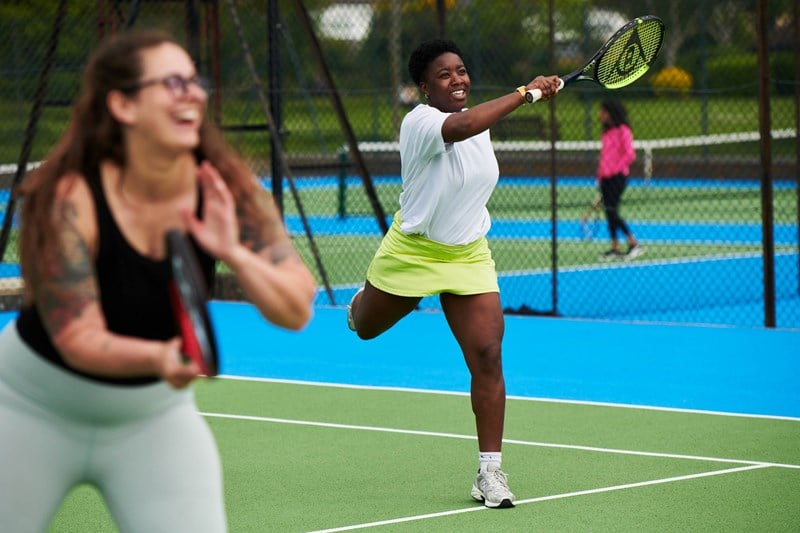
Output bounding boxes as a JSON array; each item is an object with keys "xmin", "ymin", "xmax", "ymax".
[{"xmin": 525, "ymin": 78, "xmax": 565, "ymax": 104}]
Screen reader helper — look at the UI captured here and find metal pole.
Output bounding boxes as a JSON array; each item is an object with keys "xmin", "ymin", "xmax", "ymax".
[
  {"xmin": 209, "ymin": 0, "xmax": 222, "ymax": 125},
  {"xmin": 225, "ymin": 0, "xmax": 336, "ymax": 304},
  {"xmin": 0, "ymin": 0, "xmax": 67, "ymax": 261},
  {"xmin": 268, "ymin": 0, "xmax": 283, "ymax": 212},
  {"xmin": 186, "ymin": 0, "xmax": 200, "ymax": 62},
  {"xmin": 794, "ymin": 0, "xmax": 800, "ymax": 294},
  {"xmin": 390, "ymin": 0, "xmax": 401, "ymax": 135},
  {"xmin": 699, "ymin": 0, "xmax": 709, "ymax": 165},
  {"xmin": 436, "ymin": 0, "xmax": 446, "ymax": 38},
  {"xmin": 548, "ymin": 0, "xmax": 558, "ymax": 316},
  {"xmin": 122, "ymin": 0, "xmax": 142, "ymax": 29},
  {"xmin": 291, "ymin": 0, "xmax": 388, "ymax": 233},
  {"xmin": 756, "ymin": 0, "xmax": 775, "ymax": 327}
]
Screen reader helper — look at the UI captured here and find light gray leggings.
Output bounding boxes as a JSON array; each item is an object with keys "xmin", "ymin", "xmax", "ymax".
[{"xmin": 0, "ymin": 322, "xmax": 227, "ymax": 533}]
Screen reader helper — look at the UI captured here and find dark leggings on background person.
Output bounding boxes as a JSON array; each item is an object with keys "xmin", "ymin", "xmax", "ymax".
[{"xmin": 600, "ymin": 173, "xmax": 631, "ymax": 239}]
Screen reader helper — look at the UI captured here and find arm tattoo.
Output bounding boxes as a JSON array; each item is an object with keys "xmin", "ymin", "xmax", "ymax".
[
  {"xmin": 238, "ymin": 205, "xmax": 267, "ymax": 253},
  {"xmin": 36, "ymin": 200, "xmax": 98, "ymax": 336},
  {"xmin": 238, "ymin": 188, "xmax": 294, "ymax": 264},
  {"xmin": 268, "ymin": 241, "xmax": 299, "ymax": 265},
  {"xmin": 239, "ymin": 214, "xmax": 297, "ymax": 265}
]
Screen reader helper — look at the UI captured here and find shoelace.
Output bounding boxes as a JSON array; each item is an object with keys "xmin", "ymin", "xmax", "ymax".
[
  {"xmin": 481, "ymin": 469, "xmax": 510, "ymax": 493},
  {"xmin": 491, "ymin": 470, "xmax": 509, "ymax": 487}
]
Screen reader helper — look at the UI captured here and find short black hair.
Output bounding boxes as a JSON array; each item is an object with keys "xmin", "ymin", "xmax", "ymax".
[{"xmin": 408, "ymin": 39, "xmax": 463, "ymax": 86}]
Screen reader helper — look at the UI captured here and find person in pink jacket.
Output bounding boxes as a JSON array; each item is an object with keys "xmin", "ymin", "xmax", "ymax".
[{"xmin": 596, "ymin": 99, "xmax": 643, "ymax": 261}]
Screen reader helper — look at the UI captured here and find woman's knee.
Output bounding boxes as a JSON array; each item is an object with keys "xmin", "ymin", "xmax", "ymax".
[{"xmin": 467, "ymin": 342, "xmax": 503, "ymax": 377}]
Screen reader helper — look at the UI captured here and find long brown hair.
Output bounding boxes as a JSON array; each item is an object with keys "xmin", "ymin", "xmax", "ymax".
[{"xmin": 19, "ymin": 30, "xmax": 265, "ymax": 298}]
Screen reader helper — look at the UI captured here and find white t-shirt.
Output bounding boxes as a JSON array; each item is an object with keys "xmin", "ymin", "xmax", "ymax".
[{"xmin": 398, "ymin": 104, "xmax": 499, "ymax": 245}]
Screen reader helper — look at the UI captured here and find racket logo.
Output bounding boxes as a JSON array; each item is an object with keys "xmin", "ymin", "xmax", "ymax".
[{"xmin": 615, "ymin": 29, "xmax": 647, "ymax": 78}]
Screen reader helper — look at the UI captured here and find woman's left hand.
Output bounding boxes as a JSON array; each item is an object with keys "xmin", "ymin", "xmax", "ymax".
[{"xmin": 181, "ymin": 160, "xmax": 240, "ymax": 262}]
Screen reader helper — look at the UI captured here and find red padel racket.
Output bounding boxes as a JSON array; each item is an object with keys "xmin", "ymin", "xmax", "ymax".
[{"xmin": 166, "ymin": 230, "xmax": 219, "ymax": 377}]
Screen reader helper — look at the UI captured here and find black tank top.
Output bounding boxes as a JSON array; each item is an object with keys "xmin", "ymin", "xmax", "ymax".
[{"xmin": 16, "ymin": 169, "xmax": 216, "ymax": 385}]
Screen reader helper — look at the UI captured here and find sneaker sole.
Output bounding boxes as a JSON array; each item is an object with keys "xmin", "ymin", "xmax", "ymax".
[
  {"xmin": 485, "ymin": 498, "xmax": 515, "ymax": 509},
  {"xmin": 471, "ymin": 487, "xmax": 515, "ymax": 509}
]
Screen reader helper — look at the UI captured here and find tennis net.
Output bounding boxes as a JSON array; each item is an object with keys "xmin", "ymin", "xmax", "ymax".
[{"xmin": 354, "ymin": 128, "xmax": 797, "ymax": 183}]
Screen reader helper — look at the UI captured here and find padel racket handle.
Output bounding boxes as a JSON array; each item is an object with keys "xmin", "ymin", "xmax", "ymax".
[{"xmin": 525, "ymin": 78, "xmax": 565, "ymax": 104}]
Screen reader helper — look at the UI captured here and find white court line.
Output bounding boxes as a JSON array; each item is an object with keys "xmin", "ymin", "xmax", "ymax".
[
  {"xmin": 200, "ymin": 412, "xmax": 800, "ymax": 470},
  {"xmin": 217, "ymin": 375, "xmax": 800, "ymax": 422},
  {"xmin": 202, "ymin": 411, "xmax": 797, "ymax": 530},
  {"xmin": 306, "ymin": 464, "xmax": 771, "ymax": 532}
]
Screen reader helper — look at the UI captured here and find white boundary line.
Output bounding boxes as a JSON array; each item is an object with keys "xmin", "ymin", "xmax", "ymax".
[
  {"xmin": 199, "ymin": 411, "xmax": 800, "ymax": 470},
  {"xmin": 306, "ymin": 465, "xmax": 771, "ymax": 532},
  {"xmin": 215, "ymin": 375, "xmax": 800, "ymax": 422},
  {"xmin": 200, "ymin": 411, "xmax": 795, "ymax": 531}
]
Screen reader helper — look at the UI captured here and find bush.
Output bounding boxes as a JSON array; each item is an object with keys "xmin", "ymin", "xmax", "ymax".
[
  {"xmin": 675, "ymin": 49, "xmax": 791, "ymax": 96},
  {"xmin": 706, "ymin": 54, "xmax": 757, "ymax": 95},
  {"xmin": 650, "ymin": 66, "xmax": 693, "ymax": 97},
  {"xmin": 769, "ymin": 52, "xmax": 795, "ymax": 96}
]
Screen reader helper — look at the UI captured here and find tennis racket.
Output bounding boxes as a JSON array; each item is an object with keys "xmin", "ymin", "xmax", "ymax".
[
  {"xmin": 526, "ymin": 15, "xmax": 665, "ymax": 103},
  {"xmin": 166, "ymin": 230, "xmax": 219, "ymax": 377},
  {"xmin": 580, "ymin": 195, "xmax": 602, "ymax": 241}
]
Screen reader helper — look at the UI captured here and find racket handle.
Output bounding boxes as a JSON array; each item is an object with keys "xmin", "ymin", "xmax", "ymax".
[{"xmin": 525, "ymin": 78, "xmax": 565, "ymax": 104}]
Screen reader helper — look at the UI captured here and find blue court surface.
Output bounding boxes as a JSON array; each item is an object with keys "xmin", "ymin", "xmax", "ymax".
[
  {"xmin": 271, "ymin": 174, "xmax": 800, "ymax": 329},
  {"xmin": 318, "ymin": 251, "xmax": 800, "ymax": 330},
  {"xmin": 208, "ymin": 303, "xmax": 800, "ymax": 419},
  {"xmin": 1, "ymin": 303, "xmax": 798, "ymax": 420}
]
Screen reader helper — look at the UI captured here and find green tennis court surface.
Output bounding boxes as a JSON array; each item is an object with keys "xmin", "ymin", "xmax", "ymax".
[
  {"xmin": 1, "ymin": 303, "xmax": 793, "ymax": 532},
  {"xmin": 51, "ymin": 379, "xmax": 800, "ymax": 532}
]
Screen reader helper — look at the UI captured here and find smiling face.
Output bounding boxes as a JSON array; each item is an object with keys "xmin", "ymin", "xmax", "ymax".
[
  {"xmin": 419, "ymin": 51, "xmax": 469, "ymax": 113},
  {"xmin": 117, "ymin": 42, "xmax": 208, "ymax": 154}
]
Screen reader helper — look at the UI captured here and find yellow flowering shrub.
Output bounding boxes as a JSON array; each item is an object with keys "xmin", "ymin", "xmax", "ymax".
[{"xmin": 650, "ymin": 66, "xmax": 693, "ymax": 97}]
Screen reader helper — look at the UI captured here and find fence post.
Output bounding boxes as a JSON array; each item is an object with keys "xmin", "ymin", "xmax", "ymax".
[
  {"xmin": 756, "ymin": 0, "xmax": 776, "ymax": 328},
  {"xmin": 338, "ymin": 147, "xmax": 347, "ymax": 220}
]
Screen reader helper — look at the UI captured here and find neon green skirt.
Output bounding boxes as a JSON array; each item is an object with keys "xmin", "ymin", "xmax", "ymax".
[{"xmin": 366, "ymin": 213, "xmax": 499, "ymax": 297}]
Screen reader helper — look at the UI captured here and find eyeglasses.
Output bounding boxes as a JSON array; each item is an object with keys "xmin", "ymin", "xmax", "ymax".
[{"xmin": 124, "ymin": 74, "xmax": 210, "ymax": 97}]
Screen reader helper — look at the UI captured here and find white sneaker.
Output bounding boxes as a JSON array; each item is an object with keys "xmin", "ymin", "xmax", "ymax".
[
  {"xmin": 346, "ymin": 287, "xmax": 364, "ymax": 332},
  {"xmin": 470, "ymin": 464, "xmax": 515, "ymax": 508},
  {"xmin": 625, "ymin": 245, "xmax": 644, "ymax": 260}
]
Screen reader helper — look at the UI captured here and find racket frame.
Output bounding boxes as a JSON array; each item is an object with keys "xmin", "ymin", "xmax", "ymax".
[
  {"xmin": 166, "ymin": 230, "xmax": 219, "ymax": 377},
  {"xmin": 525, "ymin": 15, "xmax": 664, "ymax": 103}
]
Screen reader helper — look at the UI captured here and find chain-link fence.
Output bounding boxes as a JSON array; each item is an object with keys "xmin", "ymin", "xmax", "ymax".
[{"xmin": 0, "ymin": 0, "xmax": 798, "ymax": 329}]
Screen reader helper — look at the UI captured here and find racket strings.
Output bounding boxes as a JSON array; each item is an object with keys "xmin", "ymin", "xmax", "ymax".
[{"xmin": 596, "ymin": 18, "xmax": 664, "ymax": 89}]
